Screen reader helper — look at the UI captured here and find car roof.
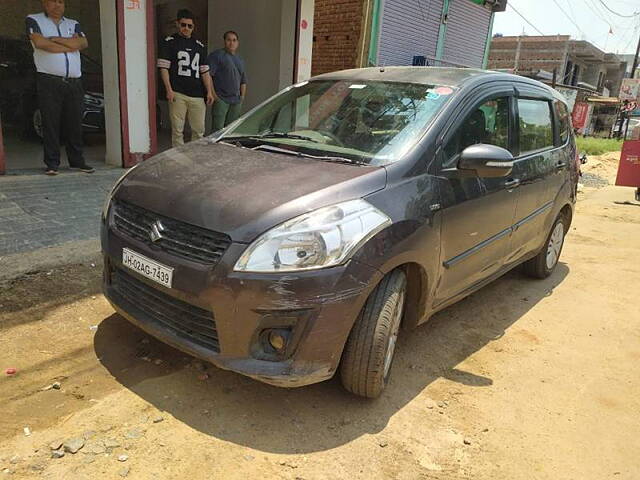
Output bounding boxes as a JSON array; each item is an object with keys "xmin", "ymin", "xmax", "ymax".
[{"xmin": 311, "ymin": 67, "xmax": 566, "ymax": 103}]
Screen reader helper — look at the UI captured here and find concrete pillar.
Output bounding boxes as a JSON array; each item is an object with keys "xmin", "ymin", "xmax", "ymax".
[
  {"xmin": 296, "ymin": 0, "xmax": 314, "ymax": 82},
  {"xmin": 115, "ymin": 0, "xmax": 157, "ymax": 167},
  {"xmin": 100, "ymin": 0, "xmax": 122, "ymax": 167}
]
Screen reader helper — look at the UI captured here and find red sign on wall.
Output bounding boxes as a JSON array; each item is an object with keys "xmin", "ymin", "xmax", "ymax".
[{"xmin": 572, "ymin": 102, "xmax": 589, "ymax": 129}]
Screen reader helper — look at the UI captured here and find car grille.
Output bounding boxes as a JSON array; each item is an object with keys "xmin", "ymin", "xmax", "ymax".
[
  {"xmin": 112, "ymin": 200, "xmax": 231, "ymax": 264},
  {"xmin": 111, "ymin": 267, "xmax": 220, "ymax": 352}
]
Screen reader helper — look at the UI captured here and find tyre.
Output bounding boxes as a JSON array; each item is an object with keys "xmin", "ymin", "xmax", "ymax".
[
  {"xmin": 340, "ymin": 269, "xmax": 407, "ymax": 398},
  {"xmin": 523, "ymin": 214, "xmax": 567, "ymax": 279}
]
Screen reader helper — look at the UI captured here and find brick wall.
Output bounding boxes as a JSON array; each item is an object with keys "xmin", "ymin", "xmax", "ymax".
[
  {"xmin": 312, "ymin": 0, "xmax": 366, "ymax": 76},
  {"xmin": 488, "ymin": 35, "xmax": 570, "ymax": 74}
]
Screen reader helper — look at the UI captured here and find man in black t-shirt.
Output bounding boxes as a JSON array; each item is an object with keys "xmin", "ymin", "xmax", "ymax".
[{"xmin": 157, "ymin": 9, "xmax": 214, "ymax": 146}]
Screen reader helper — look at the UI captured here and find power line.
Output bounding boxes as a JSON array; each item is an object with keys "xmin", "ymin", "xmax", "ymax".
[
  {"xmin": 551, "ymin": 0, "xmax": 588, "ymax": 39},
  {"xmin": 596, "ymin": 0, "xmax": 639, "ymax": 18},
  {"xmin": 564, "ymin": 0, "xmax": 579, "ymax": 25},
  {"xmin": 583, "ymin": 0, "xmax": 615, "ymax": 29},
  {"xmin": 621, "ymin": 19, "xmax": 640, "ymax": 52},
  {"xmin": 507, "ymin": 3, "xmax": 546, "ymax": 36}
]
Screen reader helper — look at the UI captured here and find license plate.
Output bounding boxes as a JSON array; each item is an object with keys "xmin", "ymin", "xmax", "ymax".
[{"xmin": 122, "ymin": 248, "xmax": 174, "ymax": 288}]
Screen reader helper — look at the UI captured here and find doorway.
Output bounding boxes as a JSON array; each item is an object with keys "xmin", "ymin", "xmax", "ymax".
[{"xmin": 152, "ymin": 0, "xmax": 299, "ymax": 153}]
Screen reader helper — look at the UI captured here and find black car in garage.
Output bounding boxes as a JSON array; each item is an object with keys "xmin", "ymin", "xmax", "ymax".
[{"xmin": 0, "ymin": 35, "xmax": 104, "ymax": 139}]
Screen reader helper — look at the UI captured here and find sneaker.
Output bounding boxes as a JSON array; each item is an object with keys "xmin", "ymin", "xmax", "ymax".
[
  {"xmin": 45, "ymin": 169, "xmax": 59, "ymax": 176},
  {"xmin": 71, "ymin": 164, "xmax": 95, "ymax": 173}
]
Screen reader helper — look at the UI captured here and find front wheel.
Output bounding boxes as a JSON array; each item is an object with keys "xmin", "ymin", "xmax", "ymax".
[
  {"xmin": 523, "ymin": 214, "xmax": 567, "ymax": 279},
  {"xmin": 340, "ymin": 269, "xmax": 406, "ymax": 398}
]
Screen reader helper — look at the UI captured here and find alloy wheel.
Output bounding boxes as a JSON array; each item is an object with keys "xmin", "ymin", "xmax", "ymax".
[{"xmin": 546, "ymin": 222, "xmax": 564, "ymax": 270}]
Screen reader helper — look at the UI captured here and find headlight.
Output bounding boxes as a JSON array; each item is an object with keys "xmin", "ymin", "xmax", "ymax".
[
  {"xmin": 234, "ymin": 199, "xmax": 391, "ymax": 273},
  {"xmin": 101, "ymin": 164, "xmax": 141, "ymax": 220}
]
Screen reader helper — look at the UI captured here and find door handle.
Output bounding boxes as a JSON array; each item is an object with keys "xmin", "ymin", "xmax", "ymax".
[
  {"xmin": 556, "ymin": 161, "xmax": 567, "ymax": 170},
  {"xmin": 504, "ymin": 178, "xmax": 520, "ymax": 189}
]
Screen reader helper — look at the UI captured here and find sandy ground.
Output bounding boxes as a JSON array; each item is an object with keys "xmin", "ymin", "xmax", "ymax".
[{"xmin": 0, "ymin": 153, "xmax": 639, "ymax": 480}]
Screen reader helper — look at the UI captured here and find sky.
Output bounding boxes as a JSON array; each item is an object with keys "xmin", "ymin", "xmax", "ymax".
[{"xmin": 492, "ymin": 0, "xmax": 640, "ymax": 55}]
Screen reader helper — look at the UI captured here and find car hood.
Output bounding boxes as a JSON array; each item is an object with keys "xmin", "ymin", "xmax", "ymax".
[{"xmin": 114, "ymin": 140, "xmax": 387, "ymax": 243}]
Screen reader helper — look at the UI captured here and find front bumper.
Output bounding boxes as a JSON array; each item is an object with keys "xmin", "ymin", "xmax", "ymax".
[{"xmin": 101, "ymin": 219, "xmax": 382, "ymax": 388}]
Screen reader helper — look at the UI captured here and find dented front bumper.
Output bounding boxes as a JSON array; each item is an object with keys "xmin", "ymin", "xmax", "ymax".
[{"xmin": 102, "ymin": 223, "xmax": 383, "ymax": 387}]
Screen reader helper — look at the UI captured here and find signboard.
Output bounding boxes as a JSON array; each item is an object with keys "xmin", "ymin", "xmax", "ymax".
[
  {"xmin": 615, "ymin": 140, "xmax": 640, "ymax": 188},
  {"xmin": 620, "ymin": 78, "xmax": 640, "ymax": 102},
  {"xmin": 572, "ymin": 102, "xmax": 589, "ymax": 129}
]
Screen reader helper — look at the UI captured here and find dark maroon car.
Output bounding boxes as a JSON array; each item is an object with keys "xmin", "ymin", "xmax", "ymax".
[{"xmin": 101, "ymin": 67, "xmax": 578, "ymax": 398}]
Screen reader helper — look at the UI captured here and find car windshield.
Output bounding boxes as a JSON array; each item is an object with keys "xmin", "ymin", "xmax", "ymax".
[{"xmin": 220, "ymin": 80, "xmax": 457, "ymax": 165}]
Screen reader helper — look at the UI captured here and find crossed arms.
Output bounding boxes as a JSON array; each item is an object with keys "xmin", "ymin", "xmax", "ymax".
[{"xmin": 29, "ymin": 33, "xmax": 88, "ymax": 54}]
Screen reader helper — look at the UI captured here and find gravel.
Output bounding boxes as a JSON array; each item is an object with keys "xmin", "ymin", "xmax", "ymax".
[{"xmin": 581, "ymin": 173, "xmax": 609, "ymax": 188}]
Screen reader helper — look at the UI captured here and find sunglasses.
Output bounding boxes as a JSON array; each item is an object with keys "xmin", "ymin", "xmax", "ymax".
[{"xmin": 180, "ymin": 23, "xmax": 194, "ymax": 29}]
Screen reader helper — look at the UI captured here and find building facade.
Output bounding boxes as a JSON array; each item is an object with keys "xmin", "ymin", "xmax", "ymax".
[
  {"xmin": 312, "ymin": 0, "xmax": 507, "ymax": 77},
  {"xmin": 0, "ymin": 0, "xmax": 315, "ymax": 174},
  {"xmin": 0, "ymin": 0, "xmax": 506, "ymax": 174},
  {"xmin": 488, "ymin": 35, "xmax": 628, "ymax": 96}
]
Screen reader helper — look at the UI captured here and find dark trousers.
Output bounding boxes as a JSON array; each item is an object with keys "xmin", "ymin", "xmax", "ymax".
[{"xmin": 37, "ymin": 73, "xmax": 85, "ymax": 170}]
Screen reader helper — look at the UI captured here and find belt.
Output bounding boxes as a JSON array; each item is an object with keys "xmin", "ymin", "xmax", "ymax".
[{"xmin": 37, "ymin": 72, "xmax": 82, "ymax": 83}]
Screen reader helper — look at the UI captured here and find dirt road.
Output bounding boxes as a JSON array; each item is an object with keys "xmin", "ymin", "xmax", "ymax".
[{"xmin": 1, "ymin": 154, "xmax": 639, "ymax": 479}]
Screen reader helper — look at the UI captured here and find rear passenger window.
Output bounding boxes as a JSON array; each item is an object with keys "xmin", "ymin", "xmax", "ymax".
[
  {"xmin": 518, "ymin": 99, "xmax": 554, "ymax": 155},
  {"xmin": 555, "ymin": 101, "xmax": 571, "ymax": 145},
  {"xmin": 444, "ymin": 97, "xmax": 510, "ymax": 164}
]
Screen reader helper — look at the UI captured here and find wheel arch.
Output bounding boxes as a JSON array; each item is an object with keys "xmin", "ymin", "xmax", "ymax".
[
  {"xmin": 373, "ymin": 261, "xmax": 430, "ymax": 331},
  {"xmin": 560, "ymin": 203, "xmax": 573, "ymax": 230}
]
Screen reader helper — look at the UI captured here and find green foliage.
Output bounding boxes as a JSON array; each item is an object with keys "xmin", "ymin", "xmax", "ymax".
[{"xmin": 576, "ymin": 137, "xmax": 623, "ymax": 156}]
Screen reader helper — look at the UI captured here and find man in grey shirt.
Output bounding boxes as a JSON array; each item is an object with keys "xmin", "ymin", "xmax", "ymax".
[{"xmin": 207, "ymin": 31, "xmax": 247, "ymax": 131}]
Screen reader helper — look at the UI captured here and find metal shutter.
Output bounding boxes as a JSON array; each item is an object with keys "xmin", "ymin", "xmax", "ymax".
[
  {"xmin": 377, "ymin": 0, "xmax": 444, "ymax": 67},
  {"xmin": 442, "ymin": 0, "xmax": 492, "ymax": 68}
]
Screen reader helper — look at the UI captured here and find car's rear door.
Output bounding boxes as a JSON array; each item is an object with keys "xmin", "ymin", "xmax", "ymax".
[{"xmin": 505, "ymin": 87, "xmax": 562, "ymax": 264}]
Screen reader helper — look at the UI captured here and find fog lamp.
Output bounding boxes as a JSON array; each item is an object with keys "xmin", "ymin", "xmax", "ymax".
[{"xmin": 268, "ymin": 330, "xmax": 288, "ymax": 352}]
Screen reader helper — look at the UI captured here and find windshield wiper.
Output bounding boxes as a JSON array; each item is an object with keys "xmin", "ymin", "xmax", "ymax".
[
  {"xmin": 257, "ymin": 132, "xmax": 320, "ymax": 142},
  {"xmin": 251, "ymin": 144, "xmax": 368, "ymax": 166},
  {"xmin": 218, "ymin": 132, "xmax": 322, "ymax": 143},
  {"xmin": 222, "ymin": 132, "xmax": 321, "ymax": 143}
]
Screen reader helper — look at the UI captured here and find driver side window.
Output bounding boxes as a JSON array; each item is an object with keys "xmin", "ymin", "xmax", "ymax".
[{"xmin": 443, "ymin": 97, "xmax": 510, "ymax": 167}]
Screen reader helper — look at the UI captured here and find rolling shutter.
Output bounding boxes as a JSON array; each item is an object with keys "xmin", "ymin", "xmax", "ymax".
[
  {"xmin": 377, "ymin": 0, "xmax": 444, "ymax": 67},
  {"xmin": 442, "ymin": 0, "xmax": 492, "ymax": 68}
]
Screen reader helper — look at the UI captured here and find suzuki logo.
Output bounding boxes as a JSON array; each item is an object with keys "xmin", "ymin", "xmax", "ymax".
[{"xmin": 149, "ymin": 220, "xmax": 165, "ymax": 243}]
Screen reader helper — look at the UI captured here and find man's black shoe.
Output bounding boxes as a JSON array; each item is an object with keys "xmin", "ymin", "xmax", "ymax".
[{"xmin": 70, "ymin": 164, "xmax": 95, "ymax": 173}]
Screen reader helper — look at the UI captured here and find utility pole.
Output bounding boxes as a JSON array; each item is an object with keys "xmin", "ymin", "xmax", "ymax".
[{"xmin": 632, "ymin": 29, "xmax": 640, "ymax": 78}]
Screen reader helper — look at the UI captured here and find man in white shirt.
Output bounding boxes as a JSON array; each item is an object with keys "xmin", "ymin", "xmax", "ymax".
[{"xmin": 26, "ymin": 0, "xmax": 94, "ymax": 175}]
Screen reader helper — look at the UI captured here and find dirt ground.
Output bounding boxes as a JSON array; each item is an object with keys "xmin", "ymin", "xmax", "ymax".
[{"xmin": 1, "ymin": 153, "xmax": 639, "ymax": 480}]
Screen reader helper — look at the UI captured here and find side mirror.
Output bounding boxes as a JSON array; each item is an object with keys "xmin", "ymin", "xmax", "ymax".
[
  {"xmin": 458, "ymin": 144, "xmax": 514, "ymax": 178},
  {"xmin": 579, "ymin": 151, "xmax": 587, "ymax": 164}
]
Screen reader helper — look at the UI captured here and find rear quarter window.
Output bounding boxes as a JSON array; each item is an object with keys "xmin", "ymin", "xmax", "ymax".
[
  {"xmin": 518, "ymin": 99, "xmax": 554, "ymax": 155},
  {"xmin": 555, "ymin": 101, "xmax": 571, "ymax": 145}
]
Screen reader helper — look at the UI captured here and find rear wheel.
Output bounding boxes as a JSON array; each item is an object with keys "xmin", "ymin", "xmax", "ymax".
[
  {"xmin": 523, "ymin": 214, "xmax": 567, "ymax": 279},
  {"xmin": 340, "ymin": 269, "xmax": 406, "ymax": 398}
]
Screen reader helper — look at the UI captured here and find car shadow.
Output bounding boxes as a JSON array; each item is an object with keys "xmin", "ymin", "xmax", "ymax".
[{"xmin": 95, "ymin": 263, "xmax": 569, "ymax": 454}]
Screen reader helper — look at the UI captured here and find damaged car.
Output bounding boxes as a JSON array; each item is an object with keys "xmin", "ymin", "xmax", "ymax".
[{"xmin": 101, "ymin": 67, "xmax": 578, "ymax": 398}]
